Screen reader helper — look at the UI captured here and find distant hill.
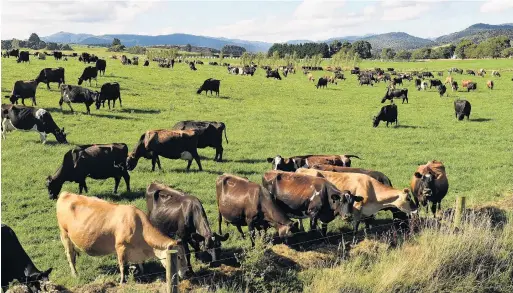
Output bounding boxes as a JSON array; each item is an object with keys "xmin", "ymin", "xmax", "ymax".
[
  {"xmin": 360, "ymin": 32, "xmax": 435, "ymax": 51},
  {"xmin": 436, "ymin": 23, "xmax": 513, "ymax": 44}
]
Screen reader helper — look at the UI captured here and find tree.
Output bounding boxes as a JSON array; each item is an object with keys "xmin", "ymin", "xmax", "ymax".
[
  {"xmin": 241, "ymin": 52, "xmax": 252, "ymax": 66},
  {"xmin": 112, "ymin": 38, "xmax": 121, "ymax": 46},
  {"xmin": 1, "ymin": 40, "xmax": 12, "ymax": 50},
  {"xmin": 46, "ymin": 42, "xmax": 59, "ymax": 50},
  {"xmin": 222, "ymin": 45, "xmax": 246, "ymax": 57},
  {"xmin": 28, "ymin": 33, "xmax": 41, "ymax": 44},
  {"xmin": 395, "ymin": 50, "xmax": 411, "ymax": 60},
  {"xmin": 254, "ymin": 52, "xmax": 265, "ymax": 66},
  {"xmin": 11, "ymin": 39, "xmax": 20, "ymax": 49},
  {"xmin": 61, "ymin": 44, "xmax": 73, "ymax": 51},
  {"xmin": 330, "ymin": 40, "xmax": 342, "ymax": 54},
  {"xmin": 272, "ymin": 50, "xmax": 280, "ymax": 67},
  {"xmin": 411, "ymin": 47, "xmax": 432, "ymax": 60},
  {"xmin": 454, "ymin": 39, "xmax": 474, "ymax": 59},
  {"xmin": 219, "ymin": 49, "xmax": 224, "ymax": 63},
  {"xmin": 350, "ymin": 41, "xmax": 372, "ymax": 59},
  {"xmin": 340, "ymin": 41, "xmax": 352, "ymax": 54},
  {"xmin": 381, "ymin": 48, "xmax": 396, "ymax": 60},
  {"xmin": 185, "ymin": 44, "xmax": 192, "ymax": 52},
  {"xmin": 291, "ymin": 51, "xmax": 299, "ymax": 67},
  {"xmin": 501, "ymin": 47, "xmax": 513, "ymax": 58}
]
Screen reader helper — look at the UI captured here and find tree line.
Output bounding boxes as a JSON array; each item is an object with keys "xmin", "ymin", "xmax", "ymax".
[{"xmin": 1, "ymin": 33, "xmax": 72, "ymax": 51}]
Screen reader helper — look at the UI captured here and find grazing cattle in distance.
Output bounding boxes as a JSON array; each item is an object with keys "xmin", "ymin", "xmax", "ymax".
[
  {"xmin": 96, "ymin": 82, "xmax": 121, "ymax": 109},
  {"xmin": 454, "ymin": 99, "xmax": 471, "ymax": 121},
  {"xmin": 79, "ymin": 52, "xmax": 90, "ymax": 63},
  {"xmin": 437, "ymin": 84, "xmax": 447, "ymax": 97},
  {"xmin": 2, "ymin": 104, "xmax": 67, "ymax": 143},
  {"xmin": 420, "ymin": 81, "xmax": 428, "ymax": 91},
  {"xmin": 216, "ymin": 174, "xmax": 298, "ymax": 246},
  {"xmin": 143, "ymin": 60, "xmax": 149, "ymax": 66},
  {"xmin": 121, "ymin": 55, "xmax": 128, "ymax": 65},
  {"xmin": 145, "ymin": 182, "xmax": 229, "ymax": 272},
  {"xmin": 478, "ymin": 68, "xmax": 486, "ymax": 75},
  {"xmin": 56, "ymin": 192, "xmax": 187, "ymax": 283},
  {"xmin": 421, "ymin": 72, "xmax": 434, "ymax": 78},
  {"xmin": 127, "ymin": 129, "xmax": 203, "ymax": 172},
  {"xmin": 492, "ymin": 70, "xmax": 500, "ymax": 77},
  {"xmin": 197, "ymin": 78, "xmax": 220, "ymax": 96},
  {"xmin": 381, "ymin": 88, "xmax": 408, "ymax": 104},
  {"xmin": 17, "ymin": 51, "xmax": 30, "ymax": 63},
  {"xmin": 410, "ymin": 160, "xmax": 448, "ymax": 217},
  {"xmin": 359, "ymin": 77, "xmax": 373, "ymax": 86},
  {"xmin": 6, "ymin": 48, "xmax": 19, "ymax": 58},
  {"xmin": 262, "ymin": 170, "xmax": 360, "ymax": 235},
  {"xmin": 466, "ymin": 82, "xmax": 477, "ymax": 92},
  {"xmin": 60, "ymin": 84, "xmax": 99, "ymax": 114},
  {"xmin": 1, "ymin": 225, "xmax": 52, "ymax": 293},
  {"xmin": 4, "ymin": 80, "xmax": 38, "ymax": 106},
  {"xmin": 373, "ymin": 104, "xmax": 398, "ymax": 128},
  {"xmin": 444, "ymin": 76, "xmax": 453, "ymax": 85},
  {"xmin": 96, "ymin": 59, "xmax": 107, "ymax": 76},
  {"xmin": 53, "ymin": 51, "xmax": 62, "ymax": 60},
  {"xmin": 334, "ymin": 72, "xmax": 345, "ymax": 81},
  {"xmin": 429, "ymin": 79, "xmax": 442, "ymax": 89},
  {"xmin": 35, "ymin": 67, "xmax": 65, "ymax": 90},
  {"xmin": 267, "ymin": 154, "xmax": 361, "ymax": 171},
  {"xmin": 392, "ymin": 77, "xmax": 403, "ymax": 86},
  {"xmin": 316, "ymin": 77, "xmax": 328, "ymax": 89},
  {"xmin": 266, "ymin": 69, "xmax": 282, "ymax": 80},
  {"xmin": 461, "ymin": 79, "xmax": 472, "ymax": 89},
  {"xmin": 466, "ymin": 70, "xmax": 476, "ymax": 76},
  {"xmin": 487, "ymin": 80, "xmax": 494, "ymax": 90},
  {"xmin": 132, "ymin": 57, "xmax": 139, "ymax": 65},
  {"xmin": 78, "ymin": 66, "xmax": 98, "ymax": 86},
  {"xmin": 415, "ymin": 78, "xmax": 421, "ymax": 90},
  {"xmin": 437, "ymin": 71, "xmax": 443, "ymax": 76},
  {"xmin": 387, "ymin": 67, "xmax": 394, "ymax": 72},
  {"xmin": 350, "ymin": 69, "xmax": 360, "ymax": 75},
  {"xmin": 310, "ymin": 164, "xmax": 393, "ymax": 187},
  {"xmin": 449, "ymin": 68, "xmax": 463, "ymax": 74},
  {"xmin": 172, "ymin": 120, "xmax": 227, "ymax": 162},
  {"xmin": 46, "ymin": 143, "xmax": 130, "ymax": 199},
  {"xmin": 451, "ymin": 81, "xmax": 458, "ymax": 91},
  {"xmin": 189, "ymin": 62, "xmax": 197, "ymax": 71}
]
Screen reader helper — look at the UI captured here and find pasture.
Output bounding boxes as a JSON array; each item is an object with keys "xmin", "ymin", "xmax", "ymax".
[{"xmin": 1, "ymin": 47, "xmax": 513, "ymax": 291}]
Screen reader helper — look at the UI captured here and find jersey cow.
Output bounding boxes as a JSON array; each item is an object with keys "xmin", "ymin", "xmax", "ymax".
[{"xmin": 410, "ymin": 160, "xmax": 448, "ymax": 217}]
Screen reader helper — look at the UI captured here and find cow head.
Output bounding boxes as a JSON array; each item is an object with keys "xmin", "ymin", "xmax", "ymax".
[
  {"xmin": 277, "ymin": 221, "xmax": 299, "ymax": 238},
  {"xmin": 26, "ymin": 268, "xmax": 52, "ymax": 293},
  {"xmin": 193, "ymin": 232, "xmax": 229, "ymax": 264},
  {"xmin": 394, "ymin": 188, "xmax": 418, "ymax": 214},
  {"xmin": 266, "ymin": 155, "xmax": 298, "ymax": 171},
  {"xmin": 372, "ymin": 115, "xmax": 380, "ymax": 127},
  {"xmin": 77, "ymin": 78, "xmax": 84, "ymax": 85},
  {"xmin": 126, "ymin": 153, "xmax": 139, "ymax": 171},
  {"xmin": 414, "ymin": 172, "xmax": 435, "ymax": 206},
  {"xmin": 54, "ymin": 127, "xmax": 68, "ymax": 144},
  {"xmin": 46, "ymin": 176, "xmax": 63, "ymax": 200}
]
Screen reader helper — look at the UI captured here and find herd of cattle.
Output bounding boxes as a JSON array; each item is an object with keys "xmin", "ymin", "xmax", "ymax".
[{"xmin": 0, "ymin": 49, "xmax": 503, "ymax": 290}]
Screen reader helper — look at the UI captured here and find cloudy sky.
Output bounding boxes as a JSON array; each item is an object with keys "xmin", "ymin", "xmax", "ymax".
[{"xmin": 1, "ymin": 0, "xmax": 513, "ymax": 42}]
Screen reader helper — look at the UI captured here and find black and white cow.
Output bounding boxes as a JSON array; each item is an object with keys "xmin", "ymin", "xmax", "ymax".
[
  {"xmin": 35, "ymin": 67, "xmax": 65, "ymax": 90},
  {"xmin": 1, "ymin": 104, "xmax": 67, "ymax": 143},
  {"xmin": 60, "ymin": 85, "xmax": 99, "ymax": 114},
  {"xmin": 197, "ymin": 78, "xmax": 220, "ymax": 96},
  {"xmin": 4, "ymin": 80, "xmax": 38, "ymax": 106},
  {"xmin": 78, "ymin": 66, "xmax": 98, "ymax": 86}
]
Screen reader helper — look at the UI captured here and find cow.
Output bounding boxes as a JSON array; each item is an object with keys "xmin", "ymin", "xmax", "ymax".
[
  {"xmin": 60, "ymin": 85, "xmax": 99, "ymax": 114},
  {"xmin": 196, "ymin": 78, "xmax": 220, "ymax": 96},
  {"xmin": 466, "ymin": 70, "xmax": 476, "ymax": 76},
  {"xmin": 451, "ymin": 81, "xmax": 458, "ymax": 91},
  {"xmin": 381, "ymin": 88, "xmax": 408, "ymax": 104},
  {"xmin": 96, "ymin": 82, "xmax": 121, "ymax": 109},
  {"xmin": 334, "ymin": 72, "xmax": 345, "ymax": 81},
  {"xmin": 373, "ymin": 104, "xmax": 398, "ymax": 128},
  {"xmin": 437, "ymin": 71, "xmax": 443, "ymax": 77},
  {"xmin": 53, "ymin": 51, "xmax": 62, "ymax": 60},
  {"xmin": 78, "ymin": 66, "xmax": 98, "ymax": 86},
  {"xmin": 1, "ymin": 225, "xmax": 52, "ymax": 292},
  {"xmin": 478, "ymin": 69, "xmax": 486, "ymax": 75},
  {"xmin": 422, "ymin": 72, "xmax": 434, "ymax": 78},
  {"xmin": 96, "ymin": 59, "xmax": 107, "ymax": 76},
  {"xmin": 359, "ymin": 77, "xmax": 373, "ymax": 86},
  {"xmin": 415, "ymin": 78, "xmax": 421, "ymax": 90},
  {"xmin": 56, "ymin": 192, "xmax": 188, "ymax": 283},
  {"xmin": 420, "ymin": 81, "xmax": 428, "ymax": 91},
  {"xmin": 465, "ymin": 82, "xmax": 477, "ymax": 92},
  {"xmin": 387, "ymin": 68, "xmax": 394, "ymax": 72},
  {"xmin": 429, "ymin": 79, "xmax": 442, "ymax": 89},
  {"xmin": 6, "ymin": 48, "xmax": 19, "ymax": 58},
  {"xmin": 487, "ymin": 80, "xmax": 494, "ymax": 90},
  {"xmin": 216, "ymin": 174, "xmax": 298, "ymax": 246},
  {"xmin": 262, "ymin": 171, "xmax": 361, "ymax": 235},
  {"xmin": 410, "ymin": 160, "xmax": 448, "ymax": 217},
  {"xmin": 143, "ymin": 60, "xmax": 149, "ymax": 66},
  {"xmin": 449, "ymin": 68, "xmax": 463, "ymax": 74},
  {"xmin": 35, "ymin": 67, "xmax": 65, "ymax": 90},
  {"xmin": 492, "ymin": 70, "xmax": 500, "ymax": 77},
  {"xmin": 316, "ymin": 77, "xmax": 328, "ymax": 89},
  {"xmin": 453, "ymin": 99, "xmax": 472, "ymax": 121},
  {"xmin": 127, "ymin": 129, "xmax": 203, "ymax": 172},
  {"xmin": 444, "ymin": 76, "xmax": 453, "ymax": 85},
  {"xmin": 437, "ymin": 84, "xmax": 447, "ymax": 97},
  {"xmin": 307, "ymin": 73, "xmax": 315, "ymax": 82},
  {"xmin": 267, "ymin": 154, "xmax": 361, "ymax": 171},
  {"xmin": 2, "ymin": 104, "xmax": 67, "ymax": 143},
  {"xmin": 145, "ymin": 182, "xmax": 229, "ymax": 272},
  {"xmin": 17, "ymin": 51, "xmax": 30, "ymax": 63},
  {"xmin": 296, "ymin": 168, "xmax": 417, "ymax": 242},
  {"xmin": 310, "ymin": 164, "xmax": 392, "ymax": 187},
  {"xmin": 4, "ymin": 80, "xmax": 38, "ymax": 106},
  {"xmin": 121, "ymin": 55, "xmax": 128, "ymax": 65},
  {"xmin": 189, "ymin": 62, "xmax": 197, "ymax": 71},
  {"xmin": 392, "ymin": 77, "xmax": 403, "ymax": 86},
  {"xmin": 171, "ymin": 120, "xmax": 227, "ymax": 162},
  {"xmin": 266, "ymin": 69, "xmax": 281, "ymax": 80},
  {"xmin": 80, "ymin": 52, "xmax": 91, "ymax": 63},
  {"xmin": 350, "ymin": 69, "xmax": 360, "ymax": 75},
  {"xmin": 132, "ymin": 57, "xmax": 139, "ymax": 66},
  {"xmin": 46, "ymin": 143, "xmax": 130, "ymax": 199}
]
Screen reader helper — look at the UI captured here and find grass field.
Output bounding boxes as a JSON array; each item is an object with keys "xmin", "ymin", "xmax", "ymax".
[{"xmin": 1, "ymin": 47, "xmax": 512, "ymax": 291}]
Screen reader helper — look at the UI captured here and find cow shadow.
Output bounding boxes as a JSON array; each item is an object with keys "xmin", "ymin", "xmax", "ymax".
[
  {"xmin": 394, "ymin": 125, "xmax": 425, "ymax": 129},
  {"xmin": 223, "ymin": 158, "xmax": 267, "ymax": 164},
  {"xmin": 95, "ymin": 189, "xmax": 145, "ymax": 202},
  {"xmin": 88, "ymin": 113, "xmax": 139, "ymax": 120},
  {"xmin": 470, "ymin": 118, "xmax": 492, "ymax": 122},
  {"xmin": 232, "ymin": 170, "xmax": 261, "ymax": 176},
  {"xmin": 120, "ymin": 108, "xmax": 161, "ymax": 115}
]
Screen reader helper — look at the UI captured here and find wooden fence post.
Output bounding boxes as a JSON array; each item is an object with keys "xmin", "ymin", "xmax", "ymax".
[
  {"xmin": 454, "ymin": 196, "xmax": 466, "ymax": 229},
  {"xmin": 166, "ymin": 249, "xmax": 178, "ymax": 293}
]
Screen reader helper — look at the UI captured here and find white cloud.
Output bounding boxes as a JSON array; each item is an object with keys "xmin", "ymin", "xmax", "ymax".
[
  {"xmin": 480, "ymin": 0, "xmax": 513, "ymax": 13},
  {"xmin": 380, "ymin": 2, "xmax": 432, "ymax": 21}
]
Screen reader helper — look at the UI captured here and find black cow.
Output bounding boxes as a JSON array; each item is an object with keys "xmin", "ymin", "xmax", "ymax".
[
  {"xmin": 387, "ymin": 68, "xmax": 394, "ymax": 72},
  {"xmin": 454, "ymin": 99, "xmax": 471, "ymax": 121},
  {"xmin": 415, "ymin": 78, "xmax": 421, "ymax": 90},
  {"xmin": 189, "ymin": 62, "xmax": 197, "ymax": 71},
  {"xmin": 35, "ymin": 67, "xmax": 65, "ymax": 90},
  {"xmin": 17, "ymin": 51, "xmax": 30, "ymax": 63},
  {"xmin": 6, "ymin": 48, "xmax": 19, "ymax": 58},
  {"xmin": 60, "ymin": 85, "xmax": 99, "ymax": 114},
  {"xmin": 145, "ymin": 182, "xmax": 229, "ymax": 273},
  {"xmin": 429, "ymin": 79, "xmax": 442, "ymax": 89},
  {"xmin": 359, "ymin": 77, "xmax": 373, "ymax": 86},
  {"xmin": 381, "ymin": 88, "xmax": 408, "ymax": 104},
  {"xmin": 96, "ymin": 82, "xmax": 121, "ymax": 109},
  {"xmin": 172, "ymin": 120, "xmax": 228, "ymax": 162},
  {"xmin": 392, "ymin": 77, "xmax": 403, "ymax": 86},
  {"xmin": 437, "ymin": 84, "xmax": 447, "ymax": 97},
  {"xmin": 350, "ymin": 69, "xmax": 360, "ymax": 74},
  {"xmin": 1, "ymin": 225, "xmax": 52, "ymax": 293},
  {"xmin": 466, "ymin": 82, "xmax": 477, "ymax": 92},
  {"xmin": 79, "ymin": 52, "xmax": 91, "ymax": 63},
  {"xmin": 46, "ymin": 143, "xmax": 130, "ymax": 199},
  {"xmin": 451, "ymin": 81, "xmax": 458, "ymax": 91},
  {"xmin": 316, "ymin": 77, "xmax": 328, "ymax": 89},
  {"xmin": 53, "ymin": 51, "xmax": 63, "ymax": 60},
  {"xmin": 1, "ymin": 104, "xmax": 67, "ymax": 143},
  {"xmin": 422, "ymin": 72, "xmax": 434, "ymax": 78},
  {"xmin": 466, "ymin": 70, "xmax": 476, "ymax": 76},
  {"xmin": 266, "ymin": 69, "xmax": 281, "ymax": 80},
  {"xmin": 78, "ymin": 66, "xmax": 98, "ymax": 86},
  {"xmin": 4, "ymin": 80, "xmax": 38, "ymax": 106},
  {"xmin": 143, "ymin": 60, "xmax": 149, "ymax": 66},
  {"xmin": 373, "ymin": 104, "xmax": 398, "ymax": 127},
  {"xmin": 96, "ymin": 59, "xmax": 106, "ymax": 76},
  {"xmin": 196, "ymin": 78, "xmax": 220, "ymax": 96}
]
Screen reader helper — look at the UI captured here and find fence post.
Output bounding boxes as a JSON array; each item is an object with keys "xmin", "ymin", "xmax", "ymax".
[
  {"xmin": 454, "ymin": 196, "xmax": 466, "ymax": 229},
  {"xmin": 166, "ymin": 249, "xmax": 178, "ymax": 293}
]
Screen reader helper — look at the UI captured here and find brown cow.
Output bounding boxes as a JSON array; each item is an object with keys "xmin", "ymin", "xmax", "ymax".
[
  {"xmin": 267, "ymin": 154, "xmax": 361, "ymax": 171},
  {"xmin": 410, "ymin": 160, "xmax": 448, "ymax": 217},
  {"xmin": 310, "ymin": 164, "xmax": 392, "ymax": 187},
  {"xmin": 461, "ymin": 80, "xmax": 472, "ymax": 88},
  {"xmin": 216, "ymin": 174, "xmax": 298, "ymax": 246},
  {"xmin": 262, "ymin": 171, "xmax": 361, "ymax": 236},
  {"xmin": 487, "ymin": 80, "xmax": 494, "ymax": 90},
  {"xmin": 127, "ymin": 129, "xmax": 202, "ymax": 171},
  {"xmin": 445, "ymin": 76, "xmax": 453, "ymax": 84},
  {"xmin": 56, "ymin": 192, "xmax": 188, "ymax": 283},
  {"xmin": 307, "ymin": 73, "xmax": 315, "ymax": 82}
]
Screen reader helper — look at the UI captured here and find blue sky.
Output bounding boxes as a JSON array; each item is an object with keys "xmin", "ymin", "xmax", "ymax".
[{"xmin": 2, "ymin": 0, "xmax": 513, "ymax": 42}]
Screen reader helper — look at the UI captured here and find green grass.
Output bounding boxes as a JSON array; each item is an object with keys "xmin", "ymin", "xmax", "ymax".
[{"xmin": 1, "ymin": 47, "xmax": 513, "ymax": 290}]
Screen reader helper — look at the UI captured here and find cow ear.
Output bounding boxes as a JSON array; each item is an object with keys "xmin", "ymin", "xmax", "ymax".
[
  {"xmin": 414, "ymin": 172, "xmax": 422, "ymax": 178},
  {"xmin": 153, "ymin": 190, "xmax": 161, "ymax": 202},
  {"xmin": 41, "ymin": 268, "xmax": 53, "ymax": 278},
  {"xmin": 331, "ymin": 193, "xmax": 341, "ymax": 202},
  {"xmin": 266, "ymin": 157, "xmax": 273, "ymax": 163},
  {"xmin": 403, "ymin": 188, "xmax": 410, "ymax": 193}
]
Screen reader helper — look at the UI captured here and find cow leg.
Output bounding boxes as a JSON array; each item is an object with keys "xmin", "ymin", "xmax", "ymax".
[
  {"xmin": 67, "ymin": 102, "xmax": 74, "ymax": 113},
  {"xmin": 151, "ymin": 155, "xmax": 160, "ymax": 171},
  {"xmin": 310, "ymin": 217, "xmax": 318, "ymax": 231},
  {"xmin": 118, "ymin": 96, "xmax": 122, "ymax": 108},
  {"xmin": 218, "ymin": 212, "xmax": 223, "ymax": 234},
  {"xmin": 122, "ymin": 171, "xmax": 131, "ymax": 192},
  {"xmin": 108, "ymin": 100, "xmax": 111, "ymax": 110},
  {"xmin": 115, "ymin": 244, "xmax": 127, "ymax": 284},
  {"xmin": 32, "ymin": 96, "xmax": 37, "ymax": 106},
  {"xmin": 183, "ymin": 241, "xmax": 193, "ymax": 273},
  {"xmin": 216, "ymin": 146, "xmax": 224, "ymax": 162},
  {"xmin": 112, "ymin": 99, "xmax": 116, "ymax": 108},
  {"xmin": 298, "ymin": 219, "xmax": 305, "ymax": 232},
  {"xmin": 431, "ymin": 202, "xmax": 437, "ymax": 218},
  {"xmin": 46, "ymin": 83, "xmax": 51, "ymax": 90},
  {"xmin": 321, "ymin": 223, "xmax": 328, "ymax": 237},
  {"xmin": 352, "ymin": 213, "xmax": 362, "ymax": 245},
  {"xmin": 248, "ymin": 222, "xmax": 256, "ymax": 247},
  {"xmin": 39, "ymin": 132, "xmax": 47, "ymax": 144},
  {"xmin": 156, "ymin": 156, "xmax": 162, "ymax": 170},
  {"xmin": 193, "ymin": 153, "xmax": 203, "ymax": 171},
  {"xmin": 86, "ymin": 104, "xmax": 90, "ymax": 115},
  {"xmin": 235, "ymin": 225, "xmax": 245, "ymax": 239},
  {"xmin": 113, "ymin": 176, "xmax": 121, "ymax": 194},
  {"xmin": 60, "ymin": 231, "xmax": 78, "ymax": 277},
  {"xmin": 21, "ymin": 97, "xmax": 26, "ymax": 106}
]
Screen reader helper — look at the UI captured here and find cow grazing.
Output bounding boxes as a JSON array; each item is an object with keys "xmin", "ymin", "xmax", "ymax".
[
  {"xmin": 189, "ymin": 62, "xmax": 197, "ymax": 71},
  {"xmin": 316, "ymin": 77, "xmax": 328, "ymax": 89},
  {"xmin": 466, "ymin": 82, "xmax": 477, "ymax": 92},
  {"xmin": 96, "ymin": 59, "xmax": 107, "ymax": 76},
  {"xmin": 38, "ymin": 53, "xmax": 46, "ymax": 60},
  {"xmin": 461, "ymin": 80, "xmax": 472, "ymax": 89},
  {"xmin": 96, "ymin": 82, "xmax": 121, "ymax": 109},
  {"xmin": 492, "ymin": 70, "xmax": 500, "ymax": 77},
  {"xmin": 410, "ymin": 160, "xmax": 448, "ymax": 217},
  {"xmin": 197, "ymin": 78, "xmax": 220, "ymax": 96},
  {"xmin": 266, "ymin": 69, "xmax": 282, "ymax": 80},
  {"xmin": 143, "ymin": 60, "xmax": 149, "ymax": 66},
  {"xmin": 487, "ymin": 80, "xmax": 494, "ymax": 90},
  {"xmin": 60, "ymin": 85, "xmax": 99, "ymax": 114},
  {"xmin": 392, "ymin": 77, "xmax": 403, "ymax": 86},
  {"xmin": 381, "ymin": 88, "xmax": 408, "ymax": 104},
  {"xmin": 172, "ymin": 120, "xmax": 227, "ymax": 162},
  {"xmin": 53, "ymin": 51, "xmax": 62, "ymax": 60},
  {"xmin": 1, "ymin": 225, "xmax": 52, "ymax": 292},
  {"xmin": 17, "ymin": 51, "xmax": 30, "ymax": 63},
  {"xmin": 6, "ymin": 48, "xmax": 19, "ymax": 58},
  {"xmin": 216, "ymin": 174, "xmax": 297, "ymax": 246},
  {"xmin": 80, "ymin": 52, "xmax": 91, "ymax": 63},
  {"xmin": 373, "ymin": 104, "xmax": 398, "ymax": 128},
  {"xmin": 454, "ymin": 99, "xmax": 471, "ymax": 121},
  {"xmin": 437, "ymin": 84, "xmax": 447, "ymax": 97},
  {"xmin": 451, "ymin": 81, "xmax": 458, "ymax": 91},
  {"xmin": 310, "ymin": 164, "xmax": 392, "ymax": 187},
  {"xmin": 262, "ymin": 171, "xmax": 360, "ymax": 235},
  {"xmin": 387, "ymin": 68, "xmax": 394, "ymax": 72},
  {"xmin": 415, "ymin": 78, "xmax": 421, "ymax": 90},
  {"xmin": 2, "ymin": 104, "xmax": 67, "ymax": 143},
  {"xmin": 35, "ymin": 67, "xmax": 65, "ymax": 90},
  {"xmin": 420, "ymin": 81, "xmax": 428, "ymax": 91},
  {"xmin": 146, "ymin": 182, "xmax": 229, "ymax": 272},
  {"xmin": 78, "ymin": 66, "xmax": 98, "ymax": 86},
  {"xmin": 4, "ymin": 80, "xmax": 38, "ymax": 106},
  {"xmin": 127, "ymin": 129, "xmax": 203, "ymax": 172},
  {"xmin": 267, "ymin": 154, "xmax": 360, "ymax": 171},
  {"xmin": 56, "ymin": 192, "xmax": 187, "ymax": 283},
  {"xmin": 46, "ymin": 143, "xmax": 130, "ymax": 199},
  {"xmin": 429, "ymin": 79, "xmax": 442, "ymax": 89},
  {"xmin": 466, "ymin": 70, "xmax": 476, "ymax": 76},
  {"xmin": 121, "ymin": 55, "xmax": 128, "ymax": 65},
  {"xmin": 422, "ymin": 72, "xmax": 434, "ymax": 78},
  {"xmin": 359, "ymin": 77, "xmax": 373, "ymax": 86}
]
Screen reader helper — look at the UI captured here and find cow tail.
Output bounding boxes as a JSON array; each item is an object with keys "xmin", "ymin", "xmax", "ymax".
[{"xmin": 224, "ymin": 126, "xmax": 228, "ymax": 144}]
